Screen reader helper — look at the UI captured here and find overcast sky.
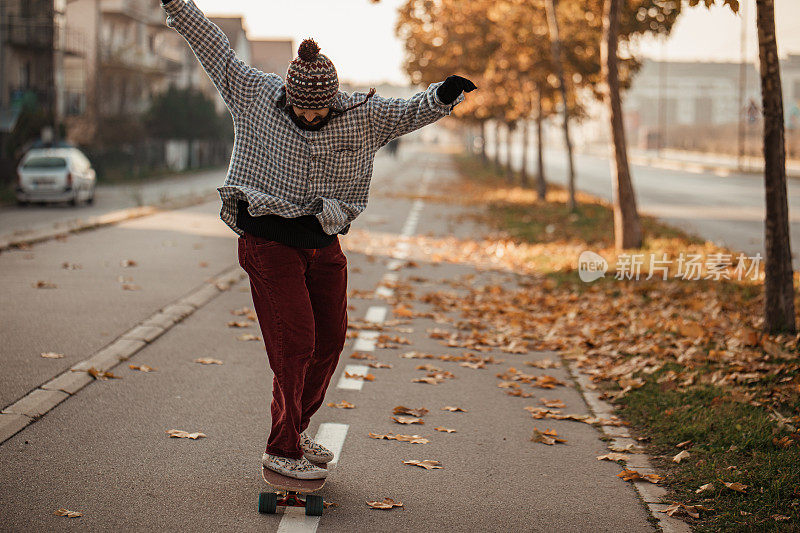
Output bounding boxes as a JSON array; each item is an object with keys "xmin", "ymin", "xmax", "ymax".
[{"xmin": 192, "ymin": 0, "xmax": 800, "ymax": 86}]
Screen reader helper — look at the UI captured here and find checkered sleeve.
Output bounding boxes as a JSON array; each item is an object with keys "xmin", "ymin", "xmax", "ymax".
[
  {"xmin": 365, "ymin": 81, "xmax": 466, "ymax": 148},
  {"xmin": 161, "ymin": 0, "xmax": 278, "ymax": 117}
]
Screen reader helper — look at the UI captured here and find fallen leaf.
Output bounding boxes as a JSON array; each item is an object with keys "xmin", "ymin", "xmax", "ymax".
[
  {"xmin": 459, "ymin": 361, "xmax": 486, "ymax": 369},
  {"xmin": 351, "ymin": 351, "xmax": 376, "ymax": 360},
  {"xmin": 676, "ymin": 439, "xmax": 692, "ymax": 448},
  {"xmin": 596, "ymin": 452, "xmax": 630, "ymax": 461},
  {"xmin": 368, "ymin": 361, "xmax": 393, "ymax": 369},
  {"xmin": 402, "ymin": 459, "xmax": 442, "ymax": 470},
  {"xmin": 434, "ymin": 427, "xmax": 456, "ymax": 433},
  {"xmin": 120, "ymin": 259, "xmax": 137, "ymax": 267},
  {"xmin": 531, "ymin": 427, "xmax": 567, "ymax": 445},
  {"xmin": 227, "ymin": 321, "xmax": 252, "ymax": 328},
  {"xmin": 53, "ymin": 508, "xmax": 83, "ymax": 518},
  {"xmin": 527, "ymin": 359, "xmax": 560, "ymax": 369},
  {"xmin": 32, "ymin": 280, "xmax": 57, "ymax": 289},
  {"xmin": 327, "ymin": 400, "xmax": 355, "ymax": 409},
  {"xmin": 40, "ymin": 352, "xmax": 64, "ymax": 359},
  {"xmin": 237, "ymin": 334, "xmax": 261, "ymax": 341},
  {"xmin": 61, "ymin": 262, "xmax": 82, "ymax": 270},
  {"xmin": 695, "ymin": 483, "xmax": 714, "ymax": 494},
  {"xmin": 345, "ymin": 372, "xmax": 375, "ymax": 381},
  {"xmin": 121, "ymin": 283, "xmax": 140, "ymax": 291},
  {"xmin": 194, "ymin": 358, "xmax": 223, "ymax": 365},
  {"xmin": 84, "ymin": 367, "xmax": 120, "ymax": 380},
  {"xmin": 166, "ymin": 429, "xmax": 206, "ymax": 439},
  {"xmin": 394, "ymin": 406, "xmax": 429, "ymax": 417},
  {"xmin": 608, "ymin": 442, "xmax": 642, "ymax": 453},
  {"xmin": 393, "ymin": 305, "xmax": 415, "ymax": 318},
  {"xmin": 391, "ymin": 416, "xmax": 424, "ymax": 425},
  {"xmin": 540, "ymin": 398, "xmax": 566, "ymax": 408},
  {"xmin": 659, "ymin": 501, "xmax": 713, "ymax": 519},
  {"xmin": 441, "ymin": 406, "xmax": 466, "ymax": 412},
  {"xmin": 366, "ymin": 497, "xmax": 404, "ymax": 509},
  {"xmin": 672, "ymin": 450, "xmax": 690, "ymax": 463},
  {"xmin": 369, "ymin": 432, "xmax": 429, "ymax": 444},
  {"xmin": 129, "ymin": 364, "xmax": 156, "ymax": 372},
  {"xmin": 721, "ymin": 481, "xmax": 748, "ymax": 493},
  {"xmin": 415, "ymin": 364, "xmax": 442, "ymax": 372},
  {"xmin": 412, "ymin": 376, "xmax": 444, "ymax": 385},
  {"xmin": 504, "ymin": 389, "xmax": 533, "ymax": 398},
  {"xmin": 617, "ymin": 469, "xmax": 663, "ymax": 483},
  {"xmin": 401, "ymin": 351, "xmax": 436, "ymax": 359}
]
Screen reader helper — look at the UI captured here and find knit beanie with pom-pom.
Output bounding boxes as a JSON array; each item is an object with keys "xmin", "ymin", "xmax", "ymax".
[{"xmin": 285, "ymin": 38, "xmax": 339, "ymax": 109}]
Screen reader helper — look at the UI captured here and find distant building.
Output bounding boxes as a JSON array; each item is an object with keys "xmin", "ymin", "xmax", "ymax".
[
  {"xmin": 0, "ymin": 0, "xmax": 83, "ymax": 139},
  {"xmin": 205, "ymin": 15, "xmax": 250, "ymax": 115},
  {"xmin": 249, "ymin": 39, "xmax": 292, "ymax": 80},
  {"xmin": 622, "ymin": 55, "xmax": 800, "ymax": 145},
  {"xmin": 625, "ymin": 59, "xmax": 760, "ymax": 131}
]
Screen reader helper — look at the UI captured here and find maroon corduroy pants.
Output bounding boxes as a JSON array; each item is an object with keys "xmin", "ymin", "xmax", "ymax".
[{"xmin": 237, "ymin": 232, "xmax": 348, "ymax": 459}]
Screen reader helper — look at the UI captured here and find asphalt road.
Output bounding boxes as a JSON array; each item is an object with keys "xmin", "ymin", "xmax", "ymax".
[
  {"xmin": 0, "ymin": 139, "xmax": 658, "ymax": 531},
  {"xmin": 504, "ymin": 142, "xmax": 800, "ymax": 270}
]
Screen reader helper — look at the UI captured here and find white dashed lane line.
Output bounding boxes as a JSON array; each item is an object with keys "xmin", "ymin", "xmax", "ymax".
[
  {"xmin": 288, "ymin": 160, "xmax": 433, "ymax": 530},
  {"xmin": 275, "ymin": 423, "xmax": 350, "ymax": 532},
  {"xmin": 336, "ymin": 364, "xmax": 370, "ymax": 391},
  {"xmin": 352, "ymin": 330, "xmax": 378, "ymax": 352},
  {"xmin": 364, "ymin": 305, "xmax": 387, "ymax": 324}
]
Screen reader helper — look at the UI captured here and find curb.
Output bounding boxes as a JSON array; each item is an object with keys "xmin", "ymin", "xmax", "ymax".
[
  {"xmin": 565, "ymin": 361, "xmax": 693, "ymax": 533},
  {"xmin": 0, "ymin": 189, "xmax": 218, "ymax": 253},
  {"xmin": 0, "ymin": 264, "xmax": 247, "ymax": 445}
]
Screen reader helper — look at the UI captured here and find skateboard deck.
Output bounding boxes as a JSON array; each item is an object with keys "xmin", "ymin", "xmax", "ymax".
[
  {"xmin": 259, "ymin": 465, "xmax": 328, "ymax": 516},
  {"xmin": 261, "ymin": 465, "xmax": 327, "ymax": 492}
]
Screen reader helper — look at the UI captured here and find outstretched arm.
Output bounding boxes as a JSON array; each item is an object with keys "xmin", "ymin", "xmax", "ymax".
[
  {"xmin": 366, "ymin": 76, "xmax": 474, "ymax": 148},
  {"xmin": 160, "ymin": 0, "xmax": 279, "ymax": 117}
]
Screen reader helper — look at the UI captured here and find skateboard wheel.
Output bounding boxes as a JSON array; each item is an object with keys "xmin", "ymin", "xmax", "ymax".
[
  {"xmin": 259, "ymin": 492, "xmax": 278, "ymax": 514},
  {"xmin": 305, "ymin": 494, "xmax": 323, "ymax": 516}
]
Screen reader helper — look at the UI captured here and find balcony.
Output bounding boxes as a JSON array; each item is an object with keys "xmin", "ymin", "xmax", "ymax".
[
  {"xmin": 100, "ymin": 46, "xmax": 179, "ymax": 75},
  {"xmin": 3, "ymin": 19, "xmax": 54, "ymax": 49},
  {"xmin": 59, "ymin": 26, "xmax": 87, "ymax": 57}
]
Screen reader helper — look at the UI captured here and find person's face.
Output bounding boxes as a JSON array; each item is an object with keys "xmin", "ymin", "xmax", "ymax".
[{"xmin": 291, "ymin": 106, "xmax": 330, "ymax": 126}]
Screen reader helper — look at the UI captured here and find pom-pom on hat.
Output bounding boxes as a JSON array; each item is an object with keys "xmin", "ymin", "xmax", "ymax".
[{"xmin": 286, "ymin": 38, "xmax": 339, "ymax": 109}]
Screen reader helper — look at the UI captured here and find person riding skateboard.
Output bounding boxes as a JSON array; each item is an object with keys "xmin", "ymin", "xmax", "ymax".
[{"xmin": 160, "ymin": 0, "xmax": 476, "ymax": 480}]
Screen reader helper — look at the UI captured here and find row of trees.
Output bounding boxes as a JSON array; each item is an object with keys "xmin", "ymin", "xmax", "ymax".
[{"xmin": 383, "ymin": 0, "xmax": 794, "ymax": 334}]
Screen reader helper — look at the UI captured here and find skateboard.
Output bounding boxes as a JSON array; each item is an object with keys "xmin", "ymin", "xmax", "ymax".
[{"xmin": 259, "ymin": 464, "xmax": 327, "ymax": 516}]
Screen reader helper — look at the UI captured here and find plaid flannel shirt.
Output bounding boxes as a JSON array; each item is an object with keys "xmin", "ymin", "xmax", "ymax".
[{"xmin": 161, "ymin": 0, "xmax": 466, "ymax": 236}]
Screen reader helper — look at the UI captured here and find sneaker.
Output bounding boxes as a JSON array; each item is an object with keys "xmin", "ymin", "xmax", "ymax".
[
  {"xmin": 300, "ymin": 431, "xmax": 334, "ymax": 463},
  {"xmin": 262, "ymin": 453, "xmax": 328, "ymax": 480}
]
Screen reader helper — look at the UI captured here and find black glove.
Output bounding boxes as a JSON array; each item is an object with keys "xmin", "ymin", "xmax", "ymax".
[{"xmin": 436, "ymin": 75, "xmax": 477, "ymax": 105}]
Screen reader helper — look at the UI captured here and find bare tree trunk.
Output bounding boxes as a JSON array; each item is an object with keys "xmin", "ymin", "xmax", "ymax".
[
  {"xmin": 479, "ymin": 121, "xmax": 487, "ymax": 164},
  {"xmin": 536, "ymin": 84, "xmax": 547, "ymax": 201},
  {"xmin": 602, "ymin": 0, "xmax": 642, "ymax": 250},
  {"xmin": 520, "ymin": 119, "xmax": 529, "ymax": 187},
  {"xmin": 495, "ymin": 120, "xmax": 502, "ymax": 174},
  {"xmin": 506, "ymin": 122, "xmax": 516, "ymax": 184},
  {"xmin": 757, "ymin": 0, "xmax": 796, "ymax": 333},
  {"xmin": 544, "ymin": 0, "xmax": 576, "ymax": 211}
]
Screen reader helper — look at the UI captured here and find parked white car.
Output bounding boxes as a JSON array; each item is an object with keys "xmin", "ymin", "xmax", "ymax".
[{"xmin": 15, "ymin": 147, "xmax": 96, "ymax": 206}]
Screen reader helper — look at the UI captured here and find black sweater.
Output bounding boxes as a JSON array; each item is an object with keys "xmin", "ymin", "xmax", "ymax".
[{"xmin": 236, "ymin": 199, "xmax": 349, "ymax": 248}]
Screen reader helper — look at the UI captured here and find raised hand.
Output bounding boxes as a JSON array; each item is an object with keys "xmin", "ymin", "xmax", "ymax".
[{"xmin": 436, "ymin": 75, "xmax": 478, "ymax": 105}]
